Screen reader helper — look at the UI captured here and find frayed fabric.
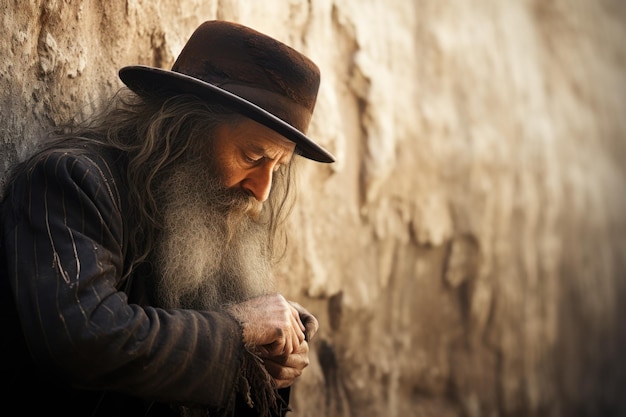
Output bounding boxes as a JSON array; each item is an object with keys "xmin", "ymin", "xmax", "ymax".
[
  {"xmin": 177, "ymin": 350, "xmax": 289, "ymax": 417},
  {"xmin": 237, "ymin": 350, "xmax": 288, "ymax": 415}
]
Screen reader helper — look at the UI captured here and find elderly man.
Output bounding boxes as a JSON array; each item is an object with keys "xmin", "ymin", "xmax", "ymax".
[{"xmin": 0, "ymin": 20, "xmax": 335, "ymax": 417}]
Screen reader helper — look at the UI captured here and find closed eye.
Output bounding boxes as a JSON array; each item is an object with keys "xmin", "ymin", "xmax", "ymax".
[{"xmin": 243, "ymin": 152, "xmax": 263, "ymax": 164}]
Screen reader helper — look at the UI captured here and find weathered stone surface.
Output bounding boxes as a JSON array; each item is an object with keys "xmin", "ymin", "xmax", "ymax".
[{"xmin": 1, "ymin": 1, "xmax": 625, "ymax": 416}]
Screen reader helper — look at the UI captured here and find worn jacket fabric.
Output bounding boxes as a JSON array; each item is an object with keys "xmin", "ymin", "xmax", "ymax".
[{"xmin": 0, "ymin": 146, "xmax": 289, "ymax": 416}]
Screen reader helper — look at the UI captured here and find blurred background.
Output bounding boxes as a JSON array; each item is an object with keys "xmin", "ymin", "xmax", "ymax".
[{"xmin": 1, "ymin": 1, "xmax": 624, "ymax": 416}]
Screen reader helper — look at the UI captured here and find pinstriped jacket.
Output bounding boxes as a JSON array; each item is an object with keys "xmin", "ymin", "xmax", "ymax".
[{"xmin": 0, "ymin": 146, "xmax": 288, "ymax": 416}]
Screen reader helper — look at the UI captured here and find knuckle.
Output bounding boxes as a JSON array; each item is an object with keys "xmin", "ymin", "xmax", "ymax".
[{"xmin": 274, "ymin": 327, "xmax": 284, "ymax": 338}]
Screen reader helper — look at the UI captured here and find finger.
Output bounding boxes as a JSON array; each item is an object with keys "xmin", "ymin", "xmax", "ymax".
[
  {"xmin": 289, "ymin": 302, "xmax": 307, "ymax": 332},
  {"xmin": 261, "ymin": 340, "xmax": 283, "ymax": 358},
  {"xmin": 294, "ymin": 308, "xmax": 306, "ymax": 332},
  {"xmin": 290, "ymin": 306, "xmax": 306, "ymax": 344},
  {"xmin": 263, "ymin": 359, "xmax": 304, "ymax": 382},
  {"xmin": 303, "ymin": 316, "xmax": 319, "ymax": 341},
  {"xmin": 273, "ymin": 378, "xmax": 294, "ymax": 389},
  {"xmin": 290, "ymin": 315, "xmax": 304, "ymax": 348},
  {"xmin": 289, "ymin": 301, "xmax": 318, "ymax": 341},
  {"xmin": 283, "ymin": 323, "xmax": 294, "ymax": 356},
  {"xmin": 260, "ymin": 328, "xmax": 287, "ymax": 357},
  {"xmin": 266, "ymin": 342, "xmax": 309, "ymax": 368},
  {"xmin": 283, "ymin": 339, "xmax": 292, "ymax": 357}
]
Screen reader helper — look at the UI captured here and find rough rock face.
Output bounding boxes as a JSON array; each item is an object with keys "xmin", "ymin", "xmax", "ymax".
[{"xmin": 1, "ymin": 1, "xmax": 625, "ymax": 416}]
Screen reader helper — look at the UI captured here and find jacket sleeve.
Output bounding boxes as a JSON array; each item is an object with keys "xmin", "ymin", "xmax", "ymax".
[{"xmin": 1, "ymin": 150, "xmax": 243, "ymax": 407}]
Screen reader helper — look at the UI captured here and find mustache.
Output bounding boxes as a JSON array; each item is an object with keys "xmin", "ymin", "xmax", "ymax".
[{"xmin": 211, "ymin": 185, "xmax": 263, "ymax": 217}]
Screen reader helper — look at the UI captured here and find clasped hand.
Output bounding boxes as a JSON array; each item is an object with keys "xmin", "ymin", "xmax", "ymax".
[{"xmin": 228, "ymin": 293, "xmax": 319, "ymax": 388}]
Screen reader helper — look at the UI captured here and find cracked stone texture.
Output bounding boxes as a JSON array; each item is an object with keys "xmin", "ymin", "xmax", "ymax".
[{"xmin": 1, "ymin": 1, "xmax": 625, "ymax": 416}]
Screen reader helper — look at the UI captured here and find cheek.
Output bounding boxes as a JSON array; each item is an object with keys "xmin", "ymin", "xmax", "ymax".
[
  {"xmin": 218, "ymin": 164, "xmax": 247, "ymax": 189},
  {"xmin": 221, "ymin": 173, "xmax": 238, "ymax": 188},
  {"xmin": 204, "ymin": 151, "xmax": 239, "ymax": 188}
]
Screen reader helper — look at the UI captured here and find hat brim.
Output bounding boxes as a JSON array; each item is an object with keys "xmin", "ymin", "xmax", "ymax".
[{"xmin": 118, "ymin": 66, "xmax": 335, "ymax": 163}]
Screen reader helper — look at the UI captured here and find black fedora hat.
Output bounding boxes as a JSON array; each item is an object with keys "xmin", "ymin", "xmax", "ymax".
[{"xmin": 119, "ymin": 20, "xmax": 335, "ymax": 163}]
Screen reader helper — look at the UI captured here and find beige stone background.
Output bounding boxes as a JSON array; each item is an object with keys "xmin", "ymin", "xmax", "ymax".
[{"xmin": 1, "ymin": 1, "xmax": 625, "ymax": 416}]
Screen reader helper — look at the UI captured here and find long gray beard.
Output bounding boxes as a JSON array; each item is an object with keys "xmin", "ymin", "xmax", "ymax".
[{"xmin": 152, "ymin": 163, "xmax": 276, "ymax": 310}]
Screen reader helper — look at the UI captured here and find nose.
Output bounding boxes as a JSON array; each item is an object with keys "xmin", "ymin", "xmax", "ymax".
[{"xmin": 241, "ymin": 164, "xmax": 273, "ymax": 202}]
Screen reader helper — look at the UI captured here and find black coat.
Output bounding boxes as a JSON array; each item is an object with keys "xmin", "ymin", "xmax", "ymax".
[{"xmin": 0, "ymin": 146, "xmax": 290, "ymax": 416}]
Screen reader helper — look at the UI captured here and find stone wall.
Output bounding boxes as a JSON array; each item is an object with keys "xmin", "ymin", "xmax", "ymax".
[{"xmin": 1, "ymin": 1, "xmax": 625, "ymax": 416}]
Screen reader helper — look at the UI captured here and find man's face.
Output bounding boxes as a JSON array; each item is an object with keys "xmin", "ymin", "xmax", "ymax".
[
  {"xmin": 151, "ymin": 118, "xmax": 296, "ymax": 310},
  {"xmin": 208, "ymin": 118, "xmax": 296, "ymax": 203}
]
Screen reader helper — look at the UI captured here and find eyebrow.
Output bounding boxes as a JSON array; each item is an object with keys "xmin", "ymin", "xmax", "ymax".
[{"xmin": 248, "ymin": 143, "xmax": 293, "ymax": 164}]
